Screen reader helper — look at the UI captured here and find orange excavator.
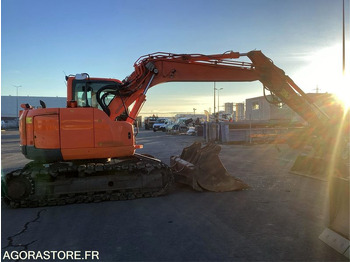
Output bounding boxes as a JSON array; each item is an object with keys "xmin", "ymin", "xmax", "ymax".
[{"xmin": 2, "ymin": 50, "xmax": 348, "ymax": 207}]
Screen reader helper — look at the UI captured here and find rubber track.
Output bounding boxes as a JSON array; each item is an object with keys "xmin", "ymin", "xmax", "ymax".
[{"xmin": 3, "ymin": 155, "xmax": 174, "ymax": 208}]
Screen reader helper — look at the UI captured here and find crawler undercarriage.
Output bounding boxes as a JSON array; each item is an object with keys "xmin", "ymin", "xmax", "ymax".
[{"xmin": 2, "ymin": 154, "xmax": 173, "ymax": 208}]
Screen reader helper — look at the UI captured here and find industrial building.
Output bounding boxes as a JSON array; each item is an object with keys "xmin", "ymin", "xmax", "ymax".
[
  {"xmin": 224, "ymin": 97, "xmax": 295, "ymax": 122},
  {"xmin": 235, "ymin": 103, "xmax": 245, "ymax": 121},
  {"xmin": 224, "ymin": 102, "xmax": 234, "ymax": 114},
  {"xmin": 245, "ymin": 95, "xmax": 295, "ymax": 121},
  {"xmin": 1, "ymin": 96, "xmax": 66, "ymax": 119},
  {"xmin": 1, "ymin": 96, "xmax": 66, "ymax": 128}
]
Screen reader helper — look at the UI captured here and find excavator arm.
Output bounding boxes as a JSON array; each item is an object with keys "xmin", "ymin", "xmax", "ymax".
[
  {"xmin": 246, "ymin": 51, "xmax": 329, "ymax": 130},
  {"xmin": 101, "ymin": 51, "xmax": 257, "ymax": 123},
  {"xmin": 103, "ymin": 50, "xmax": 329, "ymax": 132}
]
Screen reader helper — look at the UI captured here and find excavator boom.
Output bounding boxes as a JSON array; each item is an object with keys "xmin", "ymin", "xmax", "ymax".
[{"xmin": 103, "ymin": 51, "xmax": 330, "ymax": 132}]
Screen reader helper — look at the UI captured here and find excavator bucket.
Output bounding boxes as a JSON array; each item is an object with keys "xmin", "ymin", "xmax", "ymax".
[
  {"xmin": 170, "ymin": 142, "xmax": 249, "ymax": 192},
  {"xmin": 290, "ymin": 154, "xmax": 329, "ymax": 181}
]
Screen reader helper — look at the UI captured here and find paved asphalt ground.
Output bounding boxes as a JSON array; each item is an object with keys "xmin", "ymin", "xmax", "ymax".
[{"xmin": 1, "ymin": 129, "xmax": 348, "ymax": 261}]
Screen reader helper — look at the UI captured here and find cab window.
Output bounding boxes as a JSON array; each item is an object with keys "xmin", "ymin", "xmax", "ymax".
[{"xmin": 72, "ymin": 80, "xmax": 117, "ymax": 109}]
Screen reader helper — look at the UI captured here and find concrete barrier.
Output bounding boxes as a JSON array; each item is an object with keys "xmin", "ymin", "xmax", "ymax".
[
  {"xmin": 319, "ymin": 176, "xmax": 350, "ymax": 258},
  {"xmin": 204, "ymin": 122, "xmax": 219, "ymax": 142},
  {"xmin": 204, "ymin": 121, "xmax": 291, "ymax": 144}
]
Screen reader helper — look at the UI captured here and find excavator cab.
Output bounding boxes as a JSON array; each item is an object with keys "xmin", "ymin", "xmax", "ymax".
[{"xmin": 70, "ymin": 76, "xmax": 117, "ymax": 109}]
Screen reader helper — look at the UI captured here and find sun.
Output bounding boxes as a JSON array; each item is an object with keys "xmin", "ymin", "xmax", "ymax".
[
  {"xmin": 329, "ymin": 73, "xmax": 350, "ymax": 112},
  {"xmin": 293, "ymin": 44, "xmax": 350, "ymax": 112}
]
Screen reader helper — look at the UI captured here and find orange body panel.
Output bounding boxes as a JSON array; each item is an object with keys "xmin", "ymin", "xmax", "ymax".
[
  {"xmin": 19, "ymin": 110, "xmax": 28, "ymax": 146},
  {"xmin": 21, "ymin": 108, "xmax": 60, "ymax": 147},
  {"xmin": 60, "ymin": 108, "xmax": 94, "ymax": 149},
  {"xmin": 59, "ymin": 107, "xmax": 136, "ymax": 160},
  {"xmin": 93, "ymin": 109, "xmax": 134, "ymax": 148},
  {"xmin": 20, "ymin": 107, "xmax": 137, "ymax": 161},
  {"xmin": 25, "ymin": 116, "xmax": 34, "ymax": 146},
  {"xmin": 34, "ymin": 115, "xmax": 60, "ymax": 149}
]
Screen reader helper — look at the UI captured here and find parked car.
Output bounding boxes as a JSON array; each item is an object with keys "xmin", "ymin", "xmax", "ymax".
[
  {"xmin": 152, "ymin": 119, "xmax": 169, "ymax": 132},
  {"xmin": 144, "ymin": 116, "xmax": 159, "ymax": 130},
  {"xmin": 166, "ymin": 118, "xmax": 193, "ymax": 134}
]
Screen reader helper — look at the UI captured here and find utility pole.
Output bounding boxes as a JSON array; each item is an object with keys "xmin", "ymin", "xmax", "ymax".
[
  {"xmin": 313, "ymin": 85, "xmax": 321, "ymax": 93},
  {"xmin": 213, "ymin": 82, "xmax": 216, "ymax": 117},
  {"xmin": 343, "ymin": 0, "xmax": 346, "ymax": 75}
]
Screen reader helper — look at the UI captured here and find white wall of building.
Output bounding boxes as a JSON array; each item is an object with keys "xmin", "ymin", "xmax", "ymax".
[
  {"xmin": 245, "ymin": 95, "xmax": 295, "ymax": 121},
  {"xmin": 1, "ymin": 96, "xmax": 66, "ymax": 118},
  {"xmin": 224, "ymin": 103, "xmax": 233, "ymax": 114}
]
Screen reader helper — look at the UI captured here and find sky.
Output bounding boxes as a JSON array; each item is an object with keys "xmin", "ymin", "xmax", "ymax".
[{"xmin": 1, "ymin": 0, "xmax": 349, "ymax": 116}]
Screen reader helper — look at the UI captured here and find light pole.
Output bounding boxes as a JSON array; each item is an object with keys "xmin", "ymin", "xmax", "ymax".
[
  {"xmin": 343, "ymin": 0, "xmax": 345, "ymax": 75},
  {"xmin": 13, "ymin": 85, "xmax": 22, "ymax": 118}
]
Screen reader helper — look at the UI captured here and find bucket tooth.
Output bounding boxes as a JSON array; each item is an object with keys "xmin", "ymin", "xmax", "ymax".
[{"xmin": 171, "ymin": 142, "xmax": 249, "ymax": 192}]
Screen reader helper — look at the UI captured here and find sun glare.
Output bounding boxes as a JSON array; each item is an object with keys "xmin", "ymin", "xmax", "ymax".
[
  {"xmin": 293, "ymin": 43, "xmax": 350, "ymax": 112},
  {"xmin": 332, "ymin": 74, "xmax": 350, "ymax": 111}
]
